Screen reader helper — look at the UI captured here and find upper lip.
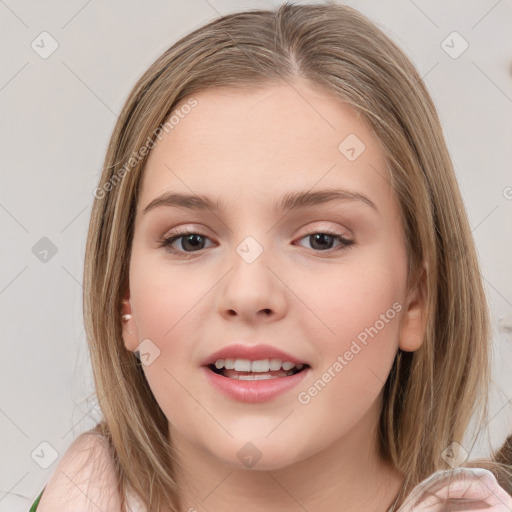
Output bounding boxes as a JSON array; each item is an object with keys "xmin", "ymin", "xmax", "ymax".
[{"xmin": 201, "ymin": 343, "xmax": 309, "ymax": 367}]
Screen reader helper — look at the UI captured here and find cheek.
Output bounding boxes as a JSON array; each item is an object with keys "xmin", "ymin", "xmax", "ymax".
[
  {"xmin": 292, "ymin": 268, "xmax": 401, "ymax": 442},
  {"xmin": 290, "ymin": 253, "xmax": 404, "ymax": 415},
  {"xmin": 293, "ymin": 255, "xmax": 404, "ymax": 352},
  {"xmin": 129, "ymin": 251, "xmax": 211, "ymax": 343},
  {"xmin": 128, "ymin": 254, "xmax": 209, "ymax": 426},
  {"xmin": 127, "ymin": 251, "xmax": 212, "ymax": 412}
]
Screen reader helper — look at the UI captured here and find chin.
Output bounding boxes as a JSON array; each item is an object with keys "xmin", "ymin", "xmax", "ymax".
[{"xmin": 211, "ymin": 436, "xmax": 311, "ymax": 472}]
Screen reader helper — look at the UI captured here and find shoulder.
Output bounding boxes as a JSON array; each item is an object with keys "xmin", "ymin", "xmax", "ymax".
[{"xmin": 37, "ymin": 432, "xmax": 122, "ymax": 512}]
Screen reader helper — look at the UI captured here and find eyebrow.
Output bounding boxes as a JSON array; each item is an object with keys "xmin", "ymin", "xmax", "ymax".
[{"xmin": 142, "ymin": 188, "xmax": 378, "ymax": 215}]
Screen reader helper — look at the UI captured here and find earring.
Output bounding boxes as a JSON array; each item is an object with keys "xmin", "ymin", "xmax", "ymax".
[{"xmin": 121, "ymin": 299, "xmax": 131, "ymax": 321}]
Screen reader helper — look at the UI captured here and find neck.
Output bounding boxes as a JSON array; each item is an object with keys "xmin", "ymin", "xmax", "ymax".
[{"xmin": 169, "ymin": 399, "xmax": 404, "ymax": 512}]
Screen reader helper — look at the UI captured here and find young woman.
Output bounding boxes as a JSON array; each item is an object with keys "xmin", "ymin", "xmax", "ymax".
[{"xmin": 32, "ymin": 2, "xmax": 512, "ymax": 511}]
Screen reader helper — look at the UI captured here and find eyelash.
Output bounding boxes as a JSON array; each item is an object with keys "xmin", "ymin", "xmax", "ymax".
[{"xmin": 157, "ymin": 227, "xmax": 355, "ymax": 258}]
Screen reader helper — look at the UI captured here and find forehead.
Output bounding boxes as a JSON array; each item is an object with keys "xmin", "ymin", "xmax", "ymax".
[{"xmin": 138, "ymin": 81, "xmax": 393, "ymax": 214}]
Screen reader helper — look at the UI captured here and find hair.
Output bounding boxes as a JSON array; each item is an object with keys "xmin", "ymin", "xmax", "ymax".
[{"xmin": 80, "ymin": 1, "xmax": 512, "ymax": 510}]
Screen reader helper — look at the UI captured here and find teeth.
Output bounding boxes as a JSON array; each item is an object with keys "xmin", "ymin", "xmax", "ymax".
[
  {"xmin": 213, "ymin": 358, "xmax": 304, "ymax": 373},
  {"xmin": 251, "ymin": 360, "xmax": 270, "ymax": 372},
  {"xmin": 234, "ymin": 359, "xmax": 251, "ymax": 372},
  {"xmin": 238, "ymin": 374, "xmax": 274, "ymax": 380},
  {"xmin": 227, "ymin": 372, "xmax": 290, "ymax": 380},
  {"xmin": 269, "ymin": 358, "xmax": 282, "ymax": 371}
]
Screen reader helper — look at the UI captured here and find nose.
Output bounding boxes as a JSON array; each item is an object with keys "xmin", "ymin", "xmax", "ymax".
[{"xmin": 216, "ymin": 237, "xmax": 288, "ymax": 324}]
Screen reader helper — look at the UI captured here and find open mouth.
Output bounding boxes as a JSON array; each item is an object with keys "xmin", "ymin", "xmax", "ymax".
[{"xmin": 207, "ymin": 359, "xmax": 310, "ymax": 380}]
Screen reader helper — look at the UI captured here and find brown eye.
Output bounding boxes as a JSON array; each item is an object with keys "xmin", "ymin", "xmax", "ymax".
[
  {"xmin": 159, "ymin": 229, "xmax": 214, "ymax": 254},
  {"xmin": 158, "ymin": 228, "xmax": 354, "ymax": 257},
  {"xmin": 296, "ymin": 231, "xmax": 354, "ymax": 252}
]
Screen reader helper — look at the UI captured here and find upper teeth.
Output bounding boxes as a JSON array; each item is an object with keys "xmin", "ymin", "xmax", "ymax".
[{"xmin": 214, "ymin": 358, "xmax": 304, "ymax": 372}]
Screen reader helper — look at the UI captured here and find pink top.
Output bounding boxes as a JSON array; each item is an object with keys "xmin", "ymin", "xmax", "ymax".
[
  {"xmin": 391, "ymin": 467, "xmax": 512, "ymax": 512},
  {"xmin": 125, "ymin": 467, "xmax": 512, "ymax": 511}
]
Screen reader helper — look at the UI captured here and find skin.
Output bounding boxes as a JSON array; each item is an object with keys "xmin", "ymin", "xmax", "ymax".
[{"xmin": 121, "ymin": 79, "xmax": 427, "ymax": 512}]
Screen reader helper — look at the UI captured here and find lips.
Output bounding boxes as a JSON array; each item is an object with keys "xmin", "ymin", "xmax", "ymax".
[
  {"xmin": 201, "ymin": 343, "xmax": 310, "ymax": 367},
  {"xmin": 202, "ymin": 364, "xmax": 311, "ymax": 403},
  {"xmin": 200, "ymin": 343, "xmax": 311, "ymax": 403}
]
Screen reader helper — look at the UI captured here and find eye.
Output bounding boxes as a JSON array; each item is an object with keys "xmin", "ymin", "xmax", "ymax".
[
  {"xmin": 158, "ymin": 228, "xmax": 355, "ymax": 257},
  {"xmin": 295, "ymin": 230, "xmax": 355, "ymax": 253},
  {"xmin": 158, "ymin": 228, "xmax": 214, "ymax": 255}
]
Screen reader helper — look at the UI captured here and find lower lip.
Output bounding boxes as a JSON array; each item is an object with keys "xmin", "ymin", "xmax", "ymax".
[{"xmin": 202, "ymin": 366, "xmax": 310, "ymax": 403}]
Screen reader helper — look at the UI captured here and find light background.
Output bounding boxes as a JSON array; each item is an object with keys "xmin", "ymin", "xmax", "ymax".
[{"xmin": 1, "ymin": 0, "xmax": 511, "ymax": 509}]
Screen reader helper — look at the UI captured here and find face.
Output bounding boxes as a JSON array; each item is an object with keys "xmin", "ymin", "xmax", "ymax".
[{"xmin": 121, "ymin": 79, "xmax": 426, "ymax": 471}]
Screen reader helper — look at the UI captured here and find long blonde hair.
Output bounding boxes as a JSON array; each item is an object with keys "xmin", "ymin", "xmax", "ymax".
[{"xmin": 81, "ymin": 2, "xmax": 511, "ymax": 510}]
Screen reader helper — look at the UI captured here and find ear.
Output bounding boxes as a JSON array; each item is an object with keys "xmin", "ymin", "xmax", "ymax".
[
  {"xmin": 398, "ymin": 265, "xmax": 428, "ymax": 352},
  {"xmin": 120, "ymin": 289, "xmax": 139, "ymax": 353}
]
